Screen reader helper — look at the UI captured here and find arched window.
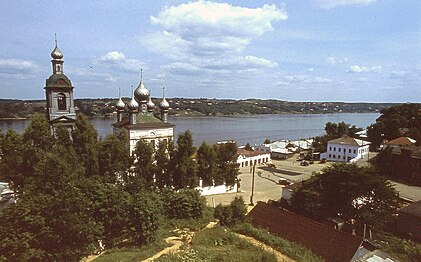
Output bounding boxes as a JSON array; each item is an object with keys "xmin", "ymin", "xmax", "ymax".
[{"xmin": 57, "ymin": 93, "xmax": 66, "ymax": 111}]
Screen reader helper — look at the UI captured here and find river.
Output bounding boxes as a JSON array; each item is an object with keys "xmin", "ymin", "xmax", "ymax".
[{"xmin": 0, "ymin": 113, "xmax": 379, "ymax": 146}]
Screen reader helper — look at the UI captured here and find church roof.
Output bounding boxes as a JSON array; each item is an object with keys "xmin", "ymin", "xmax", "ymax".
[
  {"xmin": 45, "ymin": 74, "xmax": 72, "ymax": 88},
  {"xmin": 112, "ymin": 112, "xmax": 174, "ymax": 129}
]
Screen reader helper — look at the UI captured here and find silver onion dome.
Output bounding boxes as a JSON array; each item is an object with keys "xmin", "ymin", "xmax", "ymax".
[
  {"xmin": 147, "ymin": 97, "xmax": 156, "ymax": 112},
  {"xmin": 51, "ymin": 46, "xmax": 63, "ymax": 59},
  {"xmin": 116, "ymin": 97, "xmax": 125, "ymax": 110},
  {"xmin": 134, "ymin": 81, "xmax": 150, "ymax": 102},
  {"xmin": 159, "ymin": 97, "xmax": 170, "ymax": 111},
  {"xmin": 127, "ymin": 96, "xmax": 139, "ymax": 111}
]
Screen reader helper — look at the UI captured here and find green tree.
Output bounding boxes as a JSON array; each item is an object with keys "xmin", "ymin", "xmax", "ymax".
[
  {"xmin": 291, "ymin": 163, "xmax": 402, "ymax": 229},
  {"xmin": 72, "ymin": 113, "xmax": 99, "ymax": 177},
  {"xmin": 98, "ymin": 134, "xmax": 131, "ymax": 183},
  {"xmin": 78, "ymin": 177, "xmax": 131, "ymax": 247},
  {"xmin": 197, "ymin": 142, "xmax": 217, "ymax": 186},
  {"xmin": 132, "ymin": 139, "xmax": 154, "ymax": 188},
  {"xmin": 214, "ymin": 196, "xmax": 247, "ymax": 227},
  {"xmin": 0, "ymin": 145, "xmax": 101, "ymax": 262},
  {"xmin": 367, "ymin": 103, "xmax": 421, "ymax": 149},
  {"xmin": 0, "ymin": 130, "xmax": 25, "ymax": 191},
  {"xmin": 23, "ymin": 113, "xmax": 54, "ymax": 151},
  {"xmin": 173, "ymin": 131, "xmax": 198, "ymax": 189},
  {"xmin": 214, "ymin": 142, "xmax": 239, "ymax": 186},
  {"xmin": 154, "ymin": 140, "xmax": 171, "ymax": 188},
  {"xmin": 161, "ymin": 189, "xmax": 206, "ymax": 219},
  {"xmin": 128, "ymin": 191, "xmax": 163, "ymax": 245}
]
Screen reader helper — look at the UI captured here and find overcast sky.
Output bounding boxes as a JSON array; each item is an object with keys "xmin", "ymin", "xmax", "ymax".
[{"xmin": 0, "ymin": 0, "xmax": 420, "ymax": 102}]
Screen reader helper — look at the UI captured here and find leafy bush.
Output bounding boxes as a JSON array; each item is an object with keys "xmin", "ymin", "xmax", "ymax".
[
  {"xmin": 129, "ymin": 191, "xmax": 163, "ymax": 245},
  {"xmin": 214, "ymin": 196, "xmax": 247, "ymax": 227},
  {"xmin": 160, "ymin": 189, "xmax": 206, "ymax": 219}
]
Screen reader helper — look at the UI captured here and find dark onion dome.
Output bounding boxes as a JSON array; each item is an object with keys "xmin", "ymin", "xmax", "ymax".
[
  {"xmin": 116, "ymin": 97, "xmax": 125, "ymax": 110},
  {"xmin": 127, "ymin": 96, "xmax": 139, "ymax": 111},
  {"xmin": 51, "ymin": 45, "xmax": 63, "ymax": 59},
  {"xmin": 159, "ymin": 97, "xmax": 170, "ymax": 111},
  {"xmin": 147, "ymin": 97, "xmax": 156, "ymax": 112},
  {"xmin": 134, "ymin": 81, "xmax": 150, "ymax": 102}
]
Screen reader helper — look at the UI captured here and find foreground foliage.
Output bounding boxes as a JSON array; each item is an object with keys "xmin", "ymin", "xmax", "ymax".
[
  {"xmin": 0, "ymin": 113, "xmax": 209, "ymax": 261},
  {"xmin": 214, "ymin": 196, "xmax": 247, "ymax": 227}
]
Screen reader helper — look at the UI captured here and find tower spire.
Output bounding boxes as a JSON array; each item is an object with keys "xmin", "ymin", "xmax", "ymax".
[
  {"xmin": 140, "ymin": 68, "xmax": 143, "ymax": 82},
  {"xmin": 54, "ymin": 33, "xmax": 58, "ymax": 47}
]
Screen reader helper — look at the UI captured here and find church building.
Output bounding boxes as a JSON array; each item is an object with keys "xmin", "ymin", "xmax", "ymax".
[
  {"xmin": 112, "ymin": 74, "xmax": 174, "ymax": 154},
  {"xmin": 44, "ymin": 39, "xmax": 76, "ymax": 133}
]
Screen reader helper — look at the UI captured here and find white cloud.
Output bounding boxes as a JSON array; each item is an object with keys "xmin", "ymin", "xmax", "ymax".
[
  {"xmin": 316, "ymin": 0, "xmax": 377, "ymax": 9},
  {"xmin": 280, "ymin": 74, "xmax": 333, "ymax": 85},
  {"xmin": 326, "ymin": 57, "xmax": 348, "ymax": 64},
  {"xmin": 307, "ymin": 68, "xmax": 315, "ymax": 72},
  {"xmin": 100, "ymin": 51, "xmax": 125, "ymax": 61},
  {"xmin": 145, "ymin": 1, "xmax": 286, "ymax": 77},
  {"xmin": 98, "ymin": 51, "xmax": 146, "ymax": 73},
  {"xmin": 346, "ymin": 65, "xmax": 382, "ymax": 73},
  {"xmin": 0, "ymin": 59, "xmax": 41, "ymax": 78}
]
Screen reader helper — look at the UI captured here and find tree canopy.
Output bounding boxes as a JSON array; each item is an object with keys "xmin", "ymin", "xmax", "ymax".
[
  {"xmin": 291, "ymin": 163, "xmax": 401, "ymax": 229},
  {"xmin": 367, "ymin": 103, "xmax": 421, "ymax": 149}
]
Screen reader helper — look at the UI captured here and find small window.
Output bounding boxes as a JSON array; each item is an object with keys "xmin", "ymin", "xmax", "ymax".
[
  {"xmin": 349, "ymin": 149, "xmax": 351, "ymax": 153},
  {"xmin": 333, "ymin": 155, "xmax": 335, "ymax": 159},
  {"xmin": 339, "ymin": 148, "xmax": 341, "ymax": 152},
  {"xmin": 329, "ymin": 154, "xmax": 331, "ymax": 158},
  {"xmin": 57, "ymin": 93, "xmax": 66, "ymax": 111},
  {"xmin": 333, "ymin": 147, "xmax": 336, "ymax": 151},
  {"xmin": 329, "ymin": 146, "xmax": 332, "ymax": 151},
  {"xmin": 354, "ymin": 149, "xmax": 357, "ymax": 154}
]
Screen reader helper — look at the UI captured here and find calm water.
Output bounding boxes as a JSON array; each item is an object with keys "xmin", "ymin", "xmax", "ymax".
[{"xmin": 0, "ymin": 113, "xmax": 379, "ymax": 146}]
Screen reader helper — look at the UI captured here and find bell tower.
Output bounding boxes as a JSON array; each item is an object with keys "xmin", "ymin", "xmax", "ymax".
[{"xmin": 44, "ymin": 35, "xmax": 76, "ymax": 134}]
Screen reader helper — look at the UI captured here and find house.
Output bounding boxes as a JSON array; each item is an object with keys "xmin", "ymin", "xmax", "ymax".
[
  {"xmin": 281, "ymin": 181, "xmax": 304, "ymax": 206},
  {"xmin": 397, "ymin": 200, "xmax": 421, "ymax": 241},
  {"xmin": 247, "ymin": 202, "xmax": 364, "ymax": 262},
  {"xmin": 237, "ymin": 148, "xmax": 271, "ymax": 168},
  {"xmin": 384, "ymin": 145, "xmax": 421, "ymax": 186},
  {"xmin": 383, "ymin": 136, "xmax": 416, "ymax": 149},
  {"xmin": 320, "ymin": 135, "xmax": 370, "ymax": 163}
]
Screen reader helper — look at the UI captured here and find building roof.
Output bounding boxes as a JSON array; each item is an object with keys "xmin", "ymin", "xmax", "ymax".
[
  {"xmin": 237, "ymin": 148, "xmax": 268, "ymax": 157},
  {"xmin": 247, "ymin": 202, "xmax": 363, "ymax": 262},
  {"xmin": 385, "ymin": 136, "xmax": 416, "ymax": 146},
  {"xmin": 400, "ymin": 200, "xmax": 421, "ymax": 218},
  {"xmin": 328, "ymin": 135, "xmax": 370, "ymax": 147}
]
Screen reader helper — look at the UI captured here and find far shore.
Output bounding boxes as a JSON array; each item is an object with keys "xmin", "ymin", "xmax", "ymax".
[{"xmin": 0, "ymin": 117, "xmax": 27, "ymax": 120}]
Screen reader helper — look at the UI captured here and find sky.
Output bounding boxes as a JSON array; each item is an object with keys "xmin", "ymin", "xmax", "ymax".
[{"xmin": 0, "ymin": 0, "xmax": 420, "ymax": 102}]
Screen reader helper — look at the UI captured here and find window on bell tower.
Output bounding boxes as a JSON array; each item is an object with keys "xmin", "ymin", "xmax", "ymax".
[{"xmin": 58, "ymin": 93, "xmax": 66, "ymax": 111}]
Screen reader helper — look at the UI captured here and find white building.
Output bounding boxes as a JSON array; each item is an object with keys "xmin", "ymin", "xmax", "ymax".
[
  {"xmin": 320, "ymin": 136, "xmax": 370, "ymax": 163},
  {"xmin": 237, "ymin": 148, "xmax": 271, "ymax": 168}
]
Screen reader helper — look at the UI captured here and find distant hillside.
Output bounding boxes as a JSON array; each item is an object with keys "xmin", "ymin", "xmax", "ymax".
[{"xmin": 0, "ymin": 98, "xmax": 397, "ymax": 118}]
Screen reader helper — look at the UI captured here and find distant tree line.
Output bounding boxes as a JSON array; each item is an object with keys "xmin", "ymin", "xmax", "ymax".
[
  {"xmin": 0, "ymin": 113, "xmax": 239, "ymax": 261},
  {"xmin": 0, "ymin": 98, "xmax": 397, "ymax": 118}
]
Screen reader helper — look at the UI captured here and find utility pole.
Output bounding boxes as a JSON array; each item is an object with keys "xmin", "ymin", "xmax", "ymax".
[{"xmin": 250, "ymin": 162, "xmax": 256, "ymax": 205}]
